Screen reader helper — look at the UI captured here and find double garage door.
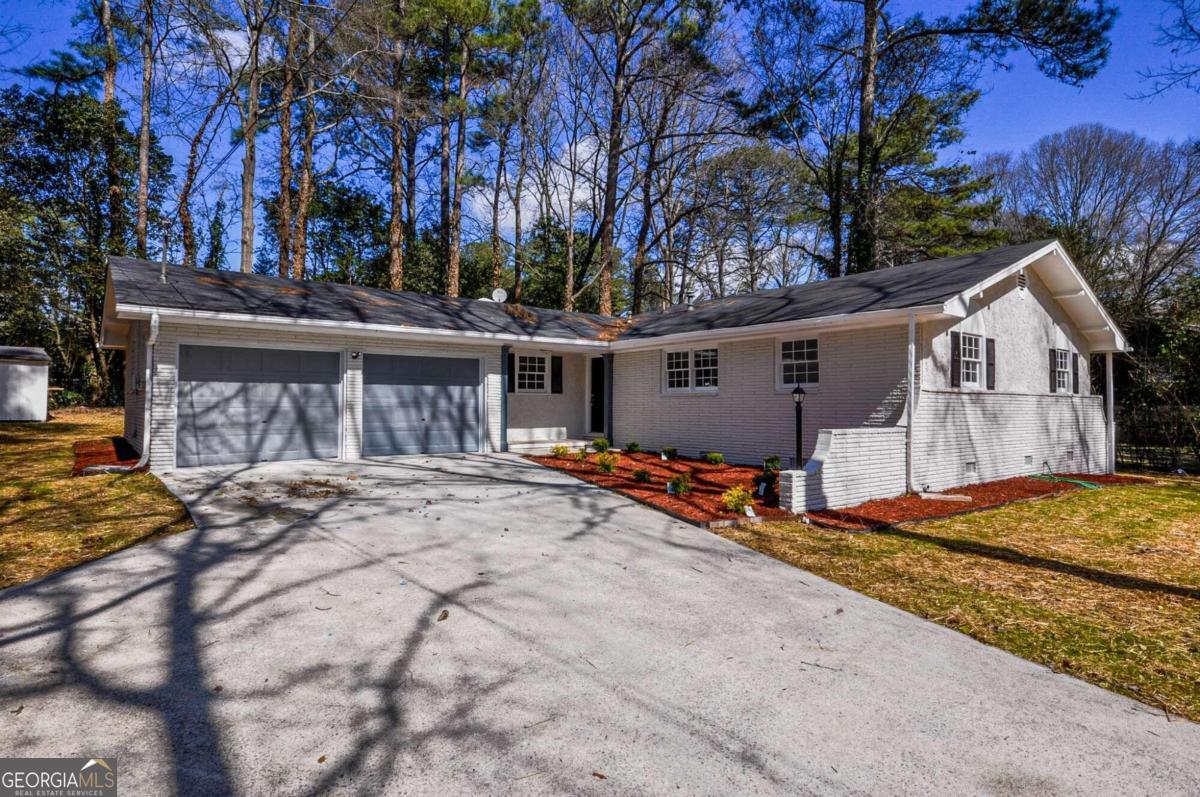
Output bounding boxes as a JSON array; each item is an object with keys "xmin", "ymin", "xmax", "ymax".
[{"xmin": 176, "ymin": 345, "xmax": 480, "ymax": 467}]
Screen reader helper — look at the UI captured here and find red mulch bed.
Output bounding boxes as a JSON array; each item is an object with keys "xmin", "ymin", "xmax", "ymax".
[
  {"xmin": 72, "ymin": 436, "xmax": 142, "ymax": 476},
  {"xmin": 528, "ymin": 451, "xmax": 790, "ymax": 524},
  {"xmin": 808, "ymin": 473, "xmax": 1148, "ymax": 531}
]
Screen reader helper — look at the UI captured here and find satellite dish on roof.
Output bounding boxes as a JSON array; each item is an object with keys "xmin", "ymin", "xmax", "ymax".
[{"xmin": 491, "ymin": 287, "xmax": 508, "ymax": 303}]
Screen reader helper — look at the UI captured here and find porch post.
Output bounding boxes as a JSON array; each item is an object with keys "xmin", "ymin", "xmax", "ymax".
[
  {"xmin": 500, "ymin": 345, "xmax": 510, "ymax": 453},
  {"xmin": 1105, "ymin": 350, "xmax": 1115, "ymax": 473},
  {"xmin": 603, "ymin": 352, "xmax": 614, "ymax": 444}
]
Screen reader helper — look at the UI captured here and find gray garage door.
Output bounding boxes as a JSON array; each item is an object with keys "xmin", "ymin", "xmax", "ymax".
[
  {"xmin": 362, "ymin": 353, "xmax": 480, "ymax": 456},
  {"xmin": 177, "ymin": 345, "xmax": 341, "ymax": 468}
]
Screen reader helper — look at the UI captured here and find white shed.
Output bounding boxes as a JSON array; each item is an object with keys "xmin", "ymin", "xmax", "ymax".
[{"xmin": 0, "ymin": 346, "xmax": 51, "ymax": 421}]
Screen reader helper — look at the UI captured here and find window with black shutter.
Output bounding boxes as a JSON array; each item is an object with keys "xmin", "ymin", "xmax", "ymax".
[
  {"xmin": 1072, "ymin": 352, "xmax": 1080, "ymax": 394},
  {"xmin": 985, "ymin": 338, "xmax": 996, "ymax": 390},
  {"xmin": 950, "ymin": 331, "xmax": 961, "ymax": 388},
  {"xmin": 506, "ymin": 353, "xmax": 515, "ymax": 393},
  {"xmin": 551, "ymin": 356, "xmax": 563, "ymax": 394}
]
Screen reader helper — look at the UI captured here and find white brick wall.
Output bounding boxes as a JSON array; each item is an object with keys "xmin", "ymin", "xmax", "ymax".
[
  {"xmin": 912, "ymin": 391, "xmax": 1106, "ymax": 492},
  {"xmin": 778, "ymin": 427, "xmax": 907, "ymax": 513},
  {"xmin": 508, "ymin": 351, "xmax": 588, "ymax": 442},
  {"xmin": 146, "ymin": 322, "xmax": 503, "ymax": 471},
  {"xmin": 612, "ymin": 325, "xmax": 908, "ymax": 466}
]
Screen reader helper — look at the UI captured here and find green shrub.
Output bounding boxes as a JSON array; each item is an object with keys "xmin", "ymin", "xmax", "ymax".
[
  {"xmin": 703, "ymin": 451, "xmax": 725, "ymax": 465},
  {"xmin": 596, "ymin": 451, "xmax": 619, "ymax": 473},
  {"xmin": 667, "ymin": 473, "xmax": 692, "ymax": 494},
  {"xmin": 572, "ymin": 447, "xmax": 588, "ymax": 462},
  {"xmin": 763, "ymin": 455, "xmax": 782, "ymax": 472},
  {"xmin": 591, "ymin": 437, "xmax": 610, "ymax": 452},
  {"xmin": 722, "ymin": 485, "xmax": 754, "ymax": 514},
  {"xmin": 632, "ymin": 468, "xmax": 651, "ymax": 483},
  {"xmin": 624, "ymin": 441, "xmax": 641, "ymax": 453},
  {"xmin": 662, "ymin": 446, "xmax": 678, "ymax": 460},
  {"xmin": 49, "ymin": 389, "xmax": 86, "ymax": 410},
  {"xmin": 550, "ymin": 443, "xmax": 571, "ymax": 458},
  {"xmin": 753, "ymin": 470, "xmax": 778, "ymax": 493}
]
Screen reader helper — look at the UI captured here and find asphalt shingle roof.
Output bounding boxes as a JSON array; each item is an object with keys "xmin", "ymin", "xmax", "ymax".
[{"xmin": 109, "ymin": 240, "xmax": 1053, "ymax": 342}]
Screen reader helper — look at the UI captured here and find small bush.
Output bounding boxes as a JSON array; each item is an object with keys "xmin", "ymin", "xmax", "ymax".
[
  {"xmin": 667, "ymin": 473, "xmax": 692, "ymax": 494},
  {"xmin": 753, "ymin": 470, "xmax": 778, "ymax": 493},
  {"xmin": 572, "ymin": 447, "xmax": 588, "ymax": 462},
  {"xmin": 49, "ymin": 389, "xmax": 86, "ymax": 410},
  {"xmin": 662, "ymin": 446, "xmax": 678, "ymax": 460},
  {"xmin": 591, "ymin": 437, "xmax": 610, "ymax": 452},
  {"xmin": 596, "ymin": 451, "xmax": 619, "ymax": 473},
  {"xmin": 722, "ymin": 485, "xmax": 754, "ymax": 514},
  {"xmin": 624, "ymin": 441, "xmax": 641, "ymax": 453},
  {"xmin": 703, "ymin": 451, "xmax": 725, "ymax": 465},
  {"xmin": 550, "ymin": 444, "xmax": 571, "ymax": 458},
  {"xmin": 763, "ymin": 455, "xmax": 782, "ymax": 472},
  {"xmin": 632, "ymin": 468, "xmax": 651, "ymax": 483}
]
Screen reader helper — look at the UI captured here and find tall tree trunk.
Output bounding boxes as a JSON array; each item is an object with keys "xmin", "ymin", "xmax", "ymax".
[
  {"xmin": 100, "ymin": 0, "xmax": 123, "ymax": 251},
  {"xmin": 512, "ymin": 143, "xmax": 528, "ymax": 304},
  {"xmin": 238, "ymin": 6, "xmax": 263, "ymax": 273},
  {"xmin": 291, "ymin": 26, "xmax": 316, "ymax": 281},
  {"xmin": 490, "ymin": 132, "xmax": 507, "ymax": 290},
  {"xmin": 439, "ymin": 27, "xmax": 452, "ymax": 290},
  {"xmin": 387, "ymin": 12, "xmax": 406, "ymax": 291},
  {"xmin": 596, "ymin": 62, "xmax": 625, "ymax": 315},
  {"xmin": 180, "ymin": 93, "xmax": 226, "ymax": 269},
  {"xmin": 629, "ymin": 140, "xmax": 657, "ymax": 315},
  {"xmin": 135, "ymin": 0, "xmax": 153, "ymax": 258},
  {"xmin": 404, "ymin": 120, "xmax": 418, "ymax": 254},
  {"xmin": 277, "ymin": 10, "xmax": 297, "ymax": 278},
  {"xmin": 848, "ymin": 0, "xmax": 878, "ymax": 275}
]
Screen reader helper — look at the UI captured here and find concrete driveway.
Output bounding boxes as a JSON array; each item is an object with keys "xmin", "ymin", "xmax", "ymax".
[{"xmin": 1, "ymin": 454, "xmax": 1196, "ymax": 796}]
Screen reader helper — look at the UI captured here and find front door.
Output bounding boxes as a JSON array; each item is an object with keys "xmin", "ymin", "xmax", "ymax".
[{"xmin": 589, "ymin": 356, "xmax": 606, "ymax": 435}]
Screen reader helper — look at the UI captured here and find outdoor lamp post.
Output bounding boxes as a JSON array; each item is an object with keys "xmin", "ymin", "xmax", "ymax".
[{"xmin": 792, "ymin": 386, "xmax": 806, "ymax": 467}]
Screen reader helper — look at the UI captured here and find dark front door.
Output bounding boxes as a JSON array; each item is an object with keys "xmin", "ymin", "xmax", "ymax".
[{"xmin": 589, "ymin": 356, "xmax": 605, "ymax": 435}]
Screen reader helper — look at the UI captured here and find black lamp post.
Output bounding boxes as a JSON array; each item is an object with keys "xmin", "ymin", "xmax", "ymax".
[{"xmin": 792, "ymin": 386, "xmax": 806, "ymax": 467}]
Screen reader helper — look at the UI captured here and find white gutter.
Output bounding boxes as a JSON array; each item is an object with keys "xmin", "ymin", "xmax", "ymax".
[
  {"xmin": 113, "ymin": 304, "xmax": 612, "ymax": 351},
  {"xmin": 609, "ymin": 303, "xmax": 952, "ymax": 353}
]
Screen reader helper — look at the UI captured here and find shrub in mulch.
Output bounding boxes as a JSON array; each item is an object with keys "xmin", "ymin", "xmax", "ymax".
[
  {"xmin": 528, "ymin": 450, "xmax": 789, "ymax": 524},
  {"xmin": 807, "ymin": 473, "xmax": 1149, "ymax": 531},
  {"xmin": 71, "ymin": 436, "xmax": 142, "ymax": 476}
]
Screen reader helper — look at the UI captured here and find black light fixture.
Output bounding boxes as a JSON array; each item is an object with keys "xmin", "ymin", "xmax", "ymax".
[{"xmin": 792, "ymin": 386, "xmax": 806, "ymax": 467}]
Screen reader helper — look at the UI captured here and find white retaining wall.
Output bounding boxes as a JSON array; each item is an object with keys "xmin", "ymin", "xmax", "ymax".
[{"xmin": 778, "ymin": 426, "xmax": 908, "ymax": 513}]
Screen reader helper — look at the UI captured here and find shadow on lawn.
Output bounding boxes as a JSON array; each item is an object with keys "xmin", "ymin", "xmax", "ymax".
[{"xmin": 874, "ymin": 526, "xmax": 1200, "ymax": 602}]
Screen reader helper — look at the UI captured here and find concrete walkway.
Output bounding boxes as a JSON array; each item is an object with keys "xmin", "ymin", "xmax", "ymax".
[{"xmin": 0, "ymin": 454, "xmax": 1196, "ymax": 796}]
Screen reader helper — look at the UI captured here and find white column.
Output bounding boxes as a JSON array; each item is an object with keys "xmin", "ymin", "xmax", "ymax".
[{"xmin": 1105, "ymin": 351, "xmax": 1115, "ymax": 473}]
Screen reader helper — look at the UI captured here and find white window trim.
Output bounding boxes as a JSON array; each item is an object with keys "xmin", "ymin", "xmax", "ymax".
[
  {"xmin": 662, "ymin": 347, "xmax": 719, "ymax": 394},
  {"xmin": 1053, "ymin": 348, "xmax": 1071, "ymax": 393},
  {"xmin": 960, "ymin": 332, "xmax": 983, "ymax": 389},
  {"xmin": 515, "ymin": 352, "xmax": 549, "ymax": 394},
  {"xmin": 775, "ymin": 336, "xmax": 820, "ymax": 392}
]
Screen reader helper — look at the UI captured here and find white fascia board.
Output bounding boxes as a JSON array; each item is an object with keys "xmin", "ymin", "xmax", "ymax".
[
  {"xmin": 608, "ymin": 304, "xmax": 951, "ymax": 352},
  {"xmin": 113, "ymin": 304, "xmax": 612, "ymax": 351},
  {"xmin": 952, "ymin": 241, "xmax": 1130, "ymax": 353}
]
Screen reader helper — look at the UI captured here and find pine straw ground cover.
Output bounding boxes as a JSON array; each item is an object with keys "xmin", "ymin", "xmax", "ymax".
[
  {"xmin": 527, "ymin": 450, "xmax": 790, "ymax": 523},
  {"xmin": 0, "ymin": 408, "xmax": 192, "ymax": 589},
  {"xmin": 715, "ymin": 476, "xmax": 1200, "ymax": 721}
]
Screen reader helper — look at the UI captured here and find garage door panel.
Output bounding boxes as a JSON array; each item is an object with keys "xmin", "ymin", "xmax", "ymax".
[
  {"xmin": 177, "ymin": 345, "xmax": 341, "ymax": 467},
  {"xmin": 361, "ymin": 353, "xmax": 480, "ymax": 456}
]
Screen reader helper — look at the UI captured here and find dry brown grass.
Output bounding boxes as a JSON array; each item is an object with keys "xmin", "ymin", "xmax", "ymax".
[
  {"xmin": 0, "ymin": 408, "xmax": 192, "ymax": 589},
  {"xmin": 716, "ymin": 477, "xmax": 1200, "ymax": 721}
]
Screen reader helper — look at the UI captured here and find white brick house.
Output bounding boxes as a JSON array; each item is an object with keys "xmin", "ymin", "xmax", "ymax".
[{"xmin": 101, "ymin": 239, "xmax": 1127, "ymax": 513}]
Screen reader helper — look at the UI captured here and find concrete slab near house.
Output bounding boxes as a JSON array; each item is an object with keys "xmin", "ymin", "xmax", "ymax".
[{"xmin": 0, "ymin": 455, "xmax": 1195, "ymax": 796}]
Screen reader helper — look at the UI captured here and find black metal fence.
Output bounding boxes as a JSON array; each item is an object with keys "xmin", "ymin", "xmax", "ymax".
[{"xmin": 1116, "ymin": 403, "xmax": 1200, "ymax": 473}]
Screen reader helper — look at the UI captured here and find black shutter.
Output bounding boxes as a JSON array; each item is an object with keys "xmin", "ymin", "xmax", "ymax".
[
  {"xmin": 1072, "ymin": 353, "xmax": 1080, "ymax": 394},
  {"xmin": 950, "ymin": 331, "xmax": 961, "ymax": 388},
  {"xmin": 985, "ymin": 338, "xmax": 996, "ymax": 391},
  {"xmin": 551, "ymin": 356, "xmax": 563, "ymax": 394},
  {"xmin": 506, "ymin": 353, "xmax": 515, "ymax": 393},
  {"xmin": 1049, "ymin": 349, "xmax": 1057, "ymax": 393}
]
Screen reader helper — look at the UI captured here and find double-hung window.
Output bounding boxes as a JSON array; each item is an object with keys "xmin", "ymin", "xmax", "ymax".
[
  {"xmin": 516, "ymin": 354, "xmax": 547, "ymax": 393},
  {"xmin": 780, "ymin": 339, "xmax": 819, "ymax": 386},
  {"xmin": 664, "ymin": 348, "xmax": 718, "ymax": 393},
  {"xmin": 1052, "ymin": 349, "xmax": 1071, "ymax": 393},
  {"xmin": 960, "ymin": 333, "xmax": 982, "ymax": 387}
]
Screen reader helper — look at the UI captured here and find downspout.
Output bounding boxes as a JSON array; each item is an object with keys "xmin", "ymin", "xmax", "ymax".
[
  {"xmin": 83, "ymin": 312, "xmax": 158, "ymax": 474},
  {"xmin": 500, "ymin": 344, "xmax": 510, "ymax": 453},
  {"xmin": 603, "ymin": 352, "xmax": 614, "ymax": 444},
  {"xmin": 905, "ymin": 313, "xmax": 916, "ymax": 492}
]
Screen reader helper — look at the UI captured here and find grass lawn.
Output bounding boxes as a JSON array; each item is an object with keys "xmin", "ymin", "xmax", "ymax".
[
  {"xmin": 0, "ymin": 408, "xmax": 192, "ymax": 589},
  {"xmin": 715, "ymin": 477, "xmax": 1200, "ymax": 722}
]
